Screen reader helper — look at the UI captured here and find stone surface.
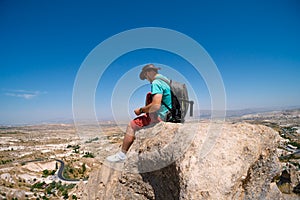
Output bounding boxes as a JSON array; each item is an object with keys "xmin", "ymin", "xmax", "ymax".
[{"xmin": 80, "ymin": 121, "xmax": 299, "ymax": 200}]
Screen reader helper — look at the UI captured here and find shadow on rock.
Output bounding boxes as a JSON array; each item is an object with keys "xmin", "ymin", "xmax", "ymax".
[{"xmin": 140, "ymin": 162, "xmax": 181, "ymax": 200}]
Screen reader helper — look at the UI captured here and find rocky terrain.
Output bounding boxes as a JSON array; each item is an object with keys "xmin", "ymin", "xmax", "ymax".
[
  {"xmin": 0, "ymin": 123, "xmax": 124, "ymax": 199},
  {"xmin": 0, "ymin": 109, "xmax": 300, "ymax": 199},
  {"xmin": 235, "ymin": 109, "xmax": 300, "ymax": 198},
  {"xmin": 80, "ymin": 120, "xmax": 300, "ymax": 200}
]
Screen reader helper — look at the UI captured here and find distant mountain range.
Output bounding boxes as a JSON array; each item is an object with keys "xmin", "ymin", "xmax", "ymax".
[{"xmin": 198, "ymin": 105, "xmax": 300, "ymax": 118}]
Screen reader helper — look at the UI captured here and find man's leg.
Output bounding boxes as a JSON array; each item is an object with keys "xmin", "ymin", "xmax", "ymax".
[
  {"xmin": 106, "ymin": 115, "xmax": 149, "ymax": 162},
  {"xmin": 121, "ymin": 123, "xmax": 135, "ymax": 153},
  {"xmin": 106, "ymin": 122, "xmax": 137, "ymax": 162}
]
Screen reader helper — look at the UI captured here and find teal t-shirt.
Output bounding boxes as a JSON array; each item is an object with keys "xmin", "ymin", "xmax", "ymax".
[{"xmin": 151, "ymin": 74, "xmax": 172, "ymax": 121}]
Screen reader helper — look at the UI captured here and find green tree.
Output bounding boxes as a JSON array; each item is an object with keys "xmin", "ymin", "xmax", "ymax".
[
  {"xmin": 62, "ymin": 190, "xmax": 69, "ymax": 199},
  {"xmin": 43, "ymin": 169, "xmax": 49, "ymax": 177},
  {"xmin": 82, "ymin": 163, "xmax": 86, "ymax": 174}
]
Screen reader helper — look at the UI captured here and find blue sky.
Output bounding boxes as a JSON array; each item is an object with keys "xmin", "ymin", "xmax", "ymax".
[{"xmin": 0, "ymin": 0, "xmax": 299, "ymax": 124}]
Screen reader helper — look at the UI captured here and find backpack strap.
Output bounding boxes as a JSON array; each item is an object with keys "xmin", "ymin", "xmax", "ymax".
[
  {"xmin": 155, "ymin": 76, "xmax": 171, "ymax": 86},
  {"xmin": 154, "ymin": 77, "xmax": 172, "ymax": 112},
  {"xmin": 161, "ymin": 100, "xmax": 172, "ymax": 112}
]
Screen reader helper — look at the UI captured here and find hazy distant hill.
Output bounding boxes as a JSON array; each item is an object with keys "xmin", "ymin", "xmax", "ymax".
[{"xmin": 198, "ymin": 106, "xmax": 300, "ymax": 119}]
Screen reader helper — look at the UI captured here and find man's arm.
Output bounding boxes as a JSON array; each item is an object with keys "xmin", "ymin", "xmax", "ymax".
[{"xmin": 134, "ymin": 94, "xmax": 162, "ymax": 115}]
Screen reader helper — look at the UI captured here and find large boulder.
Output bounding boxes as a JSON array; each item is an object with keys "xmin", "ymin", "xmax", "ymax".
[{"xmin": 80, "ymin": 121, "xmax": 293, "ymax": 199}]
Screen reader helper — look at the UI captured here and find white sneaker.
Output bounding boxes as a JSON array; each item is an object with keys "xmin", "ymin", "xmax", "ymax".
[{"xmin": 106, "ymin": 151, "xmax": 126, "ymax": 163}]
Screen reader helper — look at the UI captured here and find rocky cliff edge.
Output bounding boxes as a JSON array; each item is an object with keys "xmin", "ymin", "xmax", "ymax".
[{"xmin": 79, "ymin": 121, "xmax": 299, "ymax": 200}]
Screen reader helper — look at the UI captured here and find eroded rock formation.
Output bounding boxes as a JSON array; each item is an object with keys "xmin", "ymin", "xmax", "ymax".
[{"xmin": 80, "ymin": 121, "xmax": 300, "ymax": 199}]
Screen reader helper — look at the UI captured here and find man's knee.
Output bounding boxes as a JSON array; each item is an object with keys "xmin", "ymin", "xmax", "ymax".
[
  {"xmin": 127, "ymin": 122, "xmax": 134, "ymax": 131},
  {"xmin": 126, "ymin": 121, "xmax": 136, "ymax": 136}
]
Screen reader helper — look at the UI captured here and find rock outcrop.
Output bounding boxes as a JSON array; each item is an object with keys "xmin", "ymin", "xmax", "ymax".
[{"xmin": 79, "ymin": 121, "xmax": 299, "ymax": 199}]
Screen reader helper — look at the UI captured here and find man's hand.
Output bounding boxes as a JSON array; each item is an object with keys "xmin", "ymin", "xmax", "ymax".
[
  {"xmin": 134, "ymin": 94, "xmax": 162, "ymax": 115},
  {"xmin": 134, "ymin": 108, "xmax": 142, "ymax": 116}
]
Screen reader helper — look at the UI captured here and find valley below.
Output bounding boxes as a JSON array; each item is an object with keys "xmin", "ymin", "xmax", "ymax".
[{"xmin": 1, "ymin": 109, "xmax": 300, "ymax": 199}]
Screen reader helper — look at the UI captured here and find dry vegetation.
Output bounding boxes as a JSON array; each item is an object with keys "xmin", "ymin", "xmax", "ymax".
[{"xmin": 0, "ymin": 123, "xmax": 125, "ymax": 199}]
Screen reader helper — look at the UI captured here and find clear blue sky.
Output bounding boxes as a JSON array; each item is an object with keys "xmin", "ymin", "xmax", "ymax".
[{"xmin": 0, "ymin": 0, "xmax": 299, "ymax": 125}]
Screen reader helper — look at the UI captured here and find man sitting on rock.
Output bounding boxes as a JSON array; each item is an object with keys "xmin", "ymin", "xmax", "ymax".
[{"xmin": 106, "ymin": 64, "xmax": 172, "ymax": 162}]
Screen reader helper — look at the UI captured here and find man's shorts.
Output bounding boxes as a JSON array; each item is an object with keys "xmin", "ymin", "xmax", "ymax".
[{"xmin": 130, "ymin": 113, "xmax": 161, "ymax": 132}]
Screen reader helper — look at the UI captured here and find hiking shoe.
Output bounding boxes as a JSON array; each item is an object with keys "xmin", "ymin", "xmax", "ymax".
[{"xmin": 106, "ymin": 151, "xmax": 126, "ymax": 163}]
